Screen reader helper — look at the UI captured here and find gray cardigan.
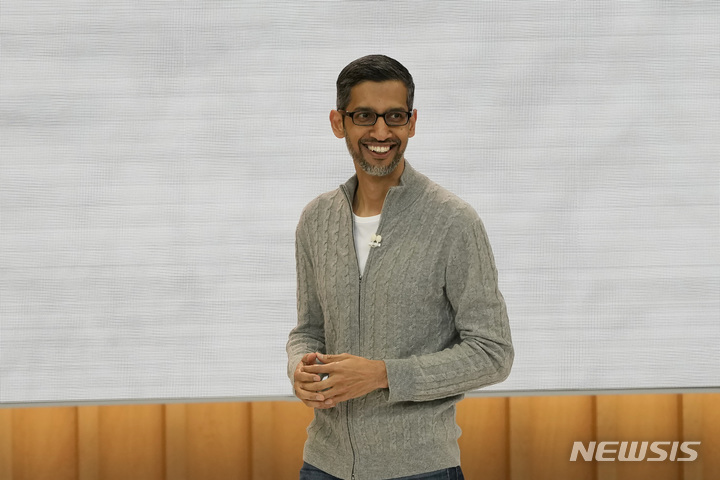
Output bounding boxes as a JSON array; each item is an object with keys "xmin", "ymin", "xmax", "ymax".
[{"xmin": 287, "ymin": 161, "xmax": 513, "ymax": 480}]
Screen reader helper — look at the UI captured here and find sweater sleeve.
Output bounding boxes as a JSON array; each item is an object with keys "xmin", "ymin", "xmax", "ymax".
[
  {"xmin": 286, "ymin": 214, "xmax": 326, "ymax": 386},
  {"xmin": 383, "ymin": 218, "xmax": 513, "ymax": 402}
]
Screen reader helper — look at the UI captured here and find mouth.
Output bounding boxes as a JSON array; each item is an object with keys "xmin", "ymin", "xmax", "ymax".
[{"xmin": 362, "ymin": 142, "xmax": 398, "ymax": 159}]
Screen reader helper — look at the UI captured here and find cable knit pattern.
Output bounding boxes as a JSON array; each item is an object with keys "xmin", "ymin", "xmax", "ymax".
[{"xmin": 287, "ymin": 161, "xmax": 513, "ymax": 480}]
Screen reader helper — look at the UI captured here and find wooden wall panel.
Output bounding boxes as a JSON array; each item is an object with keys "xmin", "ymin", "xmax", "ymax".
[
  {"xmin": 0, "ymin": 408, "xmax": 13, "ymax": 480},
  {"xmin": 596, "ymin": 394, "xmax": 681, "ymax": 480},
  {"xmin": 250, "ymin": 401, "xmax": 314, "ymax": 480},
  {"xmin": 683, "ymin": 393, "xmax": 720, "ymax": 480},
  {"xmin": 11, "ymin": 407, "xmax": 78, "ymax": 480},
  {"xmin": 164, "ymin": 404, "xmax": 187, "ymax": 480},
  {"xmin": 77, "ymin": 406, "xmax": 100, "ymax": 480},
  {"xmin": 456, "ymin": 397, "xmax": 509, "ymax": 480},
  {"xmin": 508, "ymin": 395, "xmax": 596, "ymax": 480},
  {"xmin": 0, "ymin": 393, "xmax": 718, "ymax": 480},
  {"xmin": 183, "ymin": 403, "xmax": 251, "ymax": 480},
  {"xmin": 97, "ymin": 404, "xmax": 164, "ymax": 480}
]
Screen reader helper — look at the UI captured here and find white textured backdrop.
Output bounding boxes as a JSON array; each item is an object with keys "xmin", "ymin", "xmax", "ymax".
[{"xmin": 1, "ymin": 1, "xmax": 718, "ymax": 404}]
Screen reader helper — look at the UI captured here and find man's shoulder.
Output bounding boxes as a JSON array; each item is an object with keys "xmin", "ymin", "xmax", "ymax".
[
  {"xmin": 298, "ymin": 187, "xmax": 345, "ymax": 224},
  {"xmin": 418, "ymin": 174, "xmax": 481, "ymax": 226}
]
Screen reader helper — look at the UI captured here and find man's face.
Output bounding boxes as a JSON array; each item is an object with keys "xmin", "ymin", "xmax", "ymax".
[{"xmin": 330, "ymin": 80, "xmax": 417, "ymax": 177}]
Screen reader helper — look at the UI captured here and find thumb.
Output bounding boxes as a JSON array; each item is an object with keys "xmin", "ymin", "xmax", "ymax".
[{"xmin": 301, "ymin": 352, "xmax": 318, "ymax": 365}]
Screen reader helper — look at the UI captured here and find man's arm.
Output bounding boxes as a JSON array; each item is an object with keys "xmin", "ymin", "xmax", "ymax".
[
  {"xmin": 304, "ymin": 218, "xmax": 513, "ymax": 405},
  {"xmin": 383, "ymin": 218, "xmax": 513, "ymax": 402},
  {"xmin": 286, "ymin": 215, "xmax": 326, "ymax": 394}
]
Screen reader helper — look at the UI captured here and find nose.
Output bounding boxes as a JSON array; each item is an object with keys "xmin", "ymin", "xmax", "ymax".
[{"xmin": 369, "ymin": 116, "xmax": 392, "ymax": 141}]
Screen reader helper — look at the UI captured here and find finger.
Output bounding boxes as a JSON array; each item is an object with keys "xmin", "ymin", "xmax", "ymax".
[
  {"xmin": 316, "ymin": 353, "xmax": 347, "ymax": 363},
  {"xmin": 295, "ymin": 370, "xmax": 322, "ymax": 383},
  {"xmin": 295, "ymin": 385, "xmax": 327, "ymax": 403},
  {"xmin": 303, "ymin": 364, "xmax": 333, "ymax": 374},
  {"xmin": 301, "ymin": 398, "xmax": 333, "ymax": 409},
  {"xmin": 294, "ymin": 357, "xmax": 313, "ymax": 376},
  {"xmin": 297, "ymin": 377, "xmax": 333, "ymax": 394},
  {"xmin": 300, "ymin": 380, "xmax": 333, "ymax": 393},
  {"xmin": 300, "ymin": 391, "xmax": 336, "ymax": 410},
  {"xmin": 321, "ymin": 393, "xmax": 347, "ymax": 407},
  {"xmin": 312, "ymin": 383, "xmax": 347, "ymax": 400},
  {"xmin": 301, "ymin": 352, "xmax": 318, "ymax": 365}
]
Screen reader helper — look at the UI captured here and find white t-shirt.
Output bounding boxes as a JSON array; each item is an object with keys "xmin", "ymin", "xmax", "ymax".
[{"xmin": 352, "ymin": 213, "xmax": 381, "ymax": 276}]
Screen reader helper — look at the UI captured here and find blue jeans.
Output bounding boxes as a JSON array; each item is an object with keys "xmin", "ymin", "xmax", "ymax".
[{"xmin": 299, "ymin": 462, "xmax": 465, "ymax": 480}]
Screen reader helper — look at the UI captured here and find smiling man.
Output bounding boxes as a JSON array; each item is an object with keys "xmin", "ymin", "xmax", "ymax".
[
  {"xmin": 287, "ymin": 55, "xmax": 513, "ymax": 480},
  {"xmin": 337, "ymin": 79, "xmax": 412, "ymax": 181}
]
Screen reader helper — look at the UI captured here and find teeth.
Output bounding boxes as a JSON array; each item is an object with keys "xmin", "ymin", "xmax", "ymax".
[{"xmin": 367, "ymin": 145, "xmax": 391, "ymax": 153}]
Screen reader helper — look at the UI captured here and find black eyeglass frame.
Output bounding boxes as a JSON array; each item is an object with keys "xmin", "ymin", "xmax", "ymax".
[{"xmin": 338, "ymin": 109, "xmax": 413, "ymax": 127}]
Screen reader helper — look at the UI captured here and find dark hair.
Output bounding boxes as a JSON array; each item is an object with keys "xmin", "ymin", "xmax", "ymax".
[{"xmin": 336, "ymin": 55, "xmax": 415, "ymax": 111}]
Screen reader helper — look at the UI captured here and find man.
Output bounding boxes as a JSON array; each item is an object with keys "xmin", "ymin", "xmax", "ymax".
[{"xmin": 287, "ymin": 54, "xmax": 513, "ymax": 480}]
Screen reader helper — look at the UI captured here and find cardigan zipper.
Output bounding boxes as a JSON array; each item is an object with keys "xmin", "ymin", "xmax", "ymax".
[
  {"xmin": 341, "ymin": 183, "xmax": 390, "ymax": 480},
  {"xmin": 347, "ymin": 397, "xmax": 357, "ymax": 480},
  {"xmin": 346, "ymin": 189, "xmax": 360, "ymax": 480}
]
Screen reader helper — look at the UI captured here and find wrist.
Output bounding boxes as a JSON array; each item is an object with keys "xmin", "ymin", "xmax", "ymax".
[{"xmin": 375, "ymin": 360, "xmax": 389, "ymax": 389}]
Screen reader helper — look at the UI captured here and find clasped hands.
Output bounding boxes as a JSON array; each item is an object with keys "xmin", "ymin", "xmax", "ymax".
[{"xmin": 293, "ymin": 352, "xmax": 388, "ymax": 409}]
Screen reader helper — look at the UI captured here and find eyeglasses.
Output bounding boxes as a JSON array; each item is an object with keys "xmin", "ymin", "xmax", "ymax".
[{"xmin": 339, "ymin": 109, "xmax": 412, "ymax": 127}]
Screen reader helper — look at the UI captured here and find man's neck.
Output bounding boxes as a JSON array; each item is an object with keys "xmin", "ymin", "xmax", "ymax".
[{"xmin": 352, "ymin": 159, "xmax": 405, "ymax": 217}]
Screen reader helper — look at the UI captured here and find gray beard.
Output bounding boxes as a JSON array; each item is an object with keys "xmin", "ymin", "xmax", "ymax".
[{"xmin": 346, "ymin": 137, "xmax": 403, "ymax": 177}]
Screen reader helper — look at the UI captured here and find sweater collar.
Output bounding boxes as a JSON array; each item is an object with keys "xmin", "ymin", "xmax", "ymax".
[{"xmin": 340, "ymin": 160, "xmax": 425, "ymax": 217}]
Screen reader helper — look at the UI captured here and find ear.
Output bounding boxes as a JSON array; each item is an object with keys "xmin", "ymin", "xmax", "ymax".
[
  {"xmin": 407, "ymin": 109, "xmax": 417, "ymax": 138},
  {"xmin": 330, "ymin": 110, "xmax": 345, "ymax": 138}
]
